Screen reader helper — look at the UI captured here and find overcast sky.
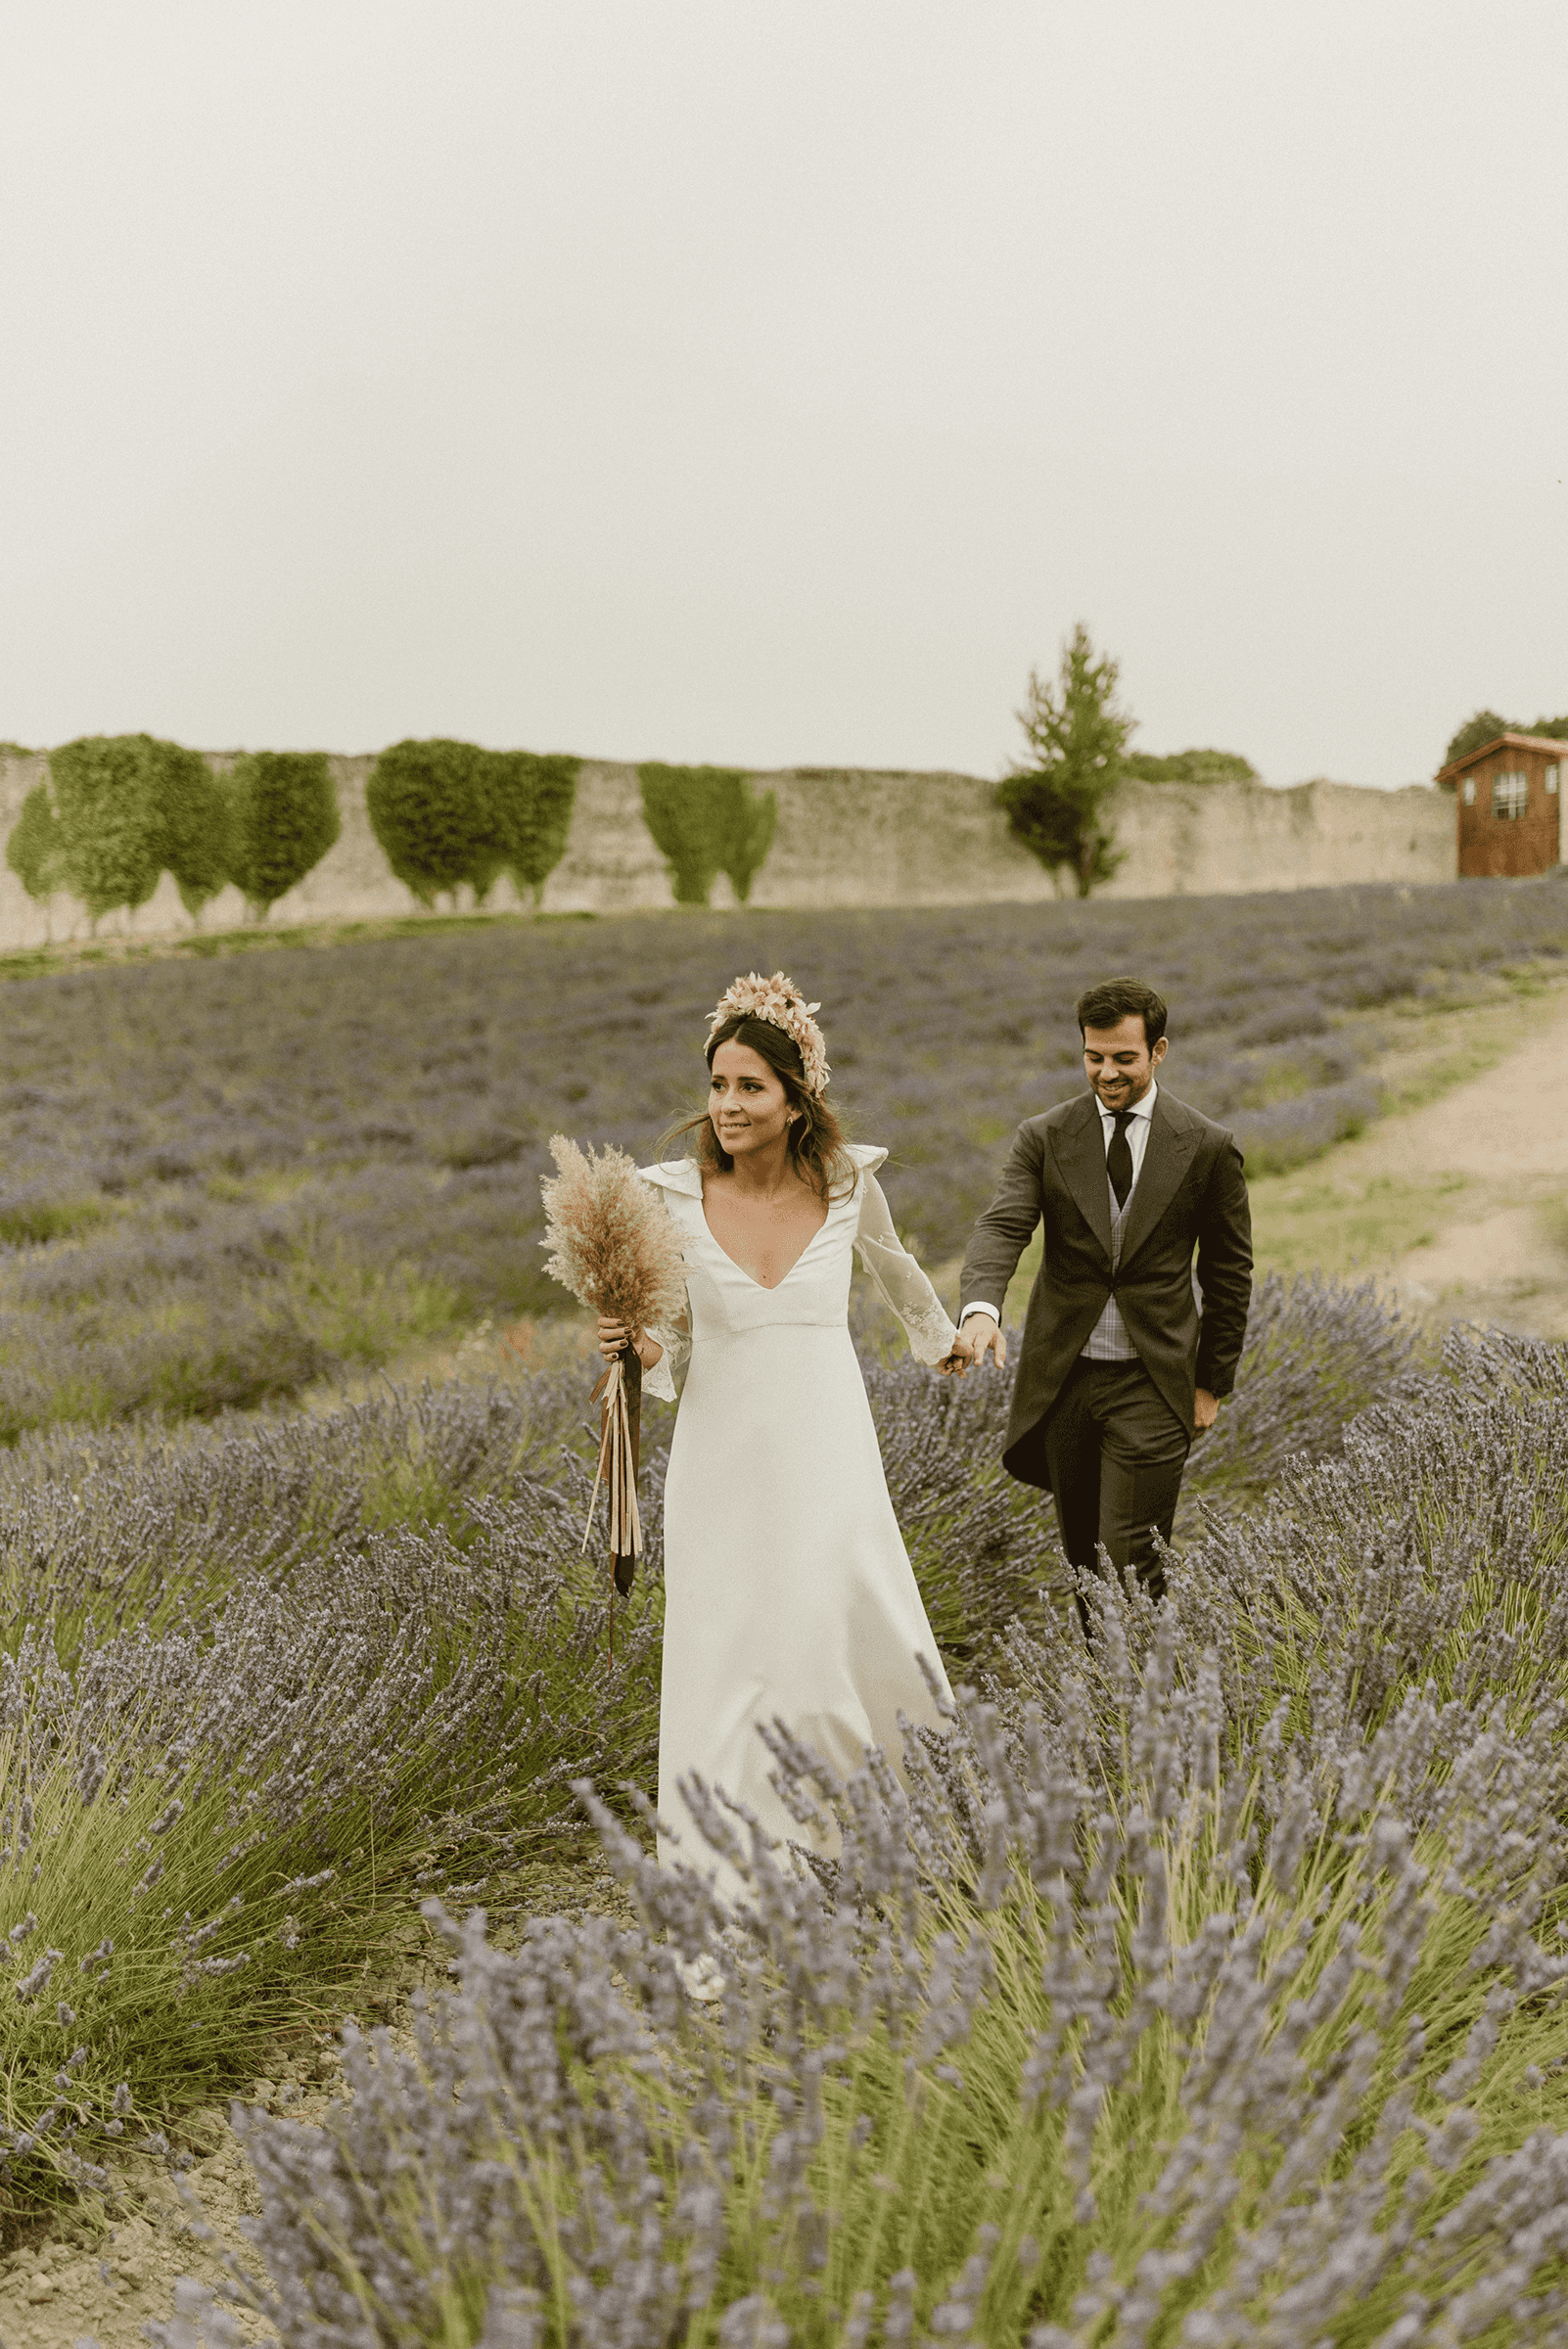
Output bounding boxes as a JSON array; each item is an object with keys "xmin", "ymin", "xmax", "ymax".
[{"xmin": 2, "ymin": 3, "xmax": 1564, "ymax": 788}]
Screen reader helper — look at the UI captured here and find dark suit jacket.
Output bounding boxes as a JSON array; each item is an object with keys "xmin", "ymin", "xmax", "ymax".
[{"xmin": 958, "ymin": 1087, "xmax": 1253, "ymax": 1492}]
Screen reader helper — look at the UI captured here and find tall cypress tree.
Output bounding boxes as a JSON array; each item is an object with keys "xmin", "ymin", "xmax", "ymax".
[{"xmin": 996, "ymin": 625, "xmax": 1131, "ymax": 898}]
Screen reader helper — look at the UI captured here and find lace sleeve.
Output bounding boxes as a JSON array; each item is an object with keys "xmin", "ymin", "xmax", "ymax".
[
  {"xmin": 641, "ymin": 1314, "xmax": 690, "ymax": 1404},
  {"xmin": 853, "ymin": 1175, "xmax": 958, "ymax": 1366}
]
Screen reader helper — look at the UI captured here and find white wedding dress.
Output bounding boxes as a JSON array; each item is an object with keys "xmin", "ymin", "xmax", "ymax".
[{"xmin": 640, "ymin": 1144, "xmax": 957, "ymax": 1905}]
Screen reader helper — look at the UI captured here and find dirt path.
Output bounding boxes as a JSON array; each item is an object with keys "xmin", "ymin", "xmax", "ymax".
[{"xmin": 1252, "ymin": 984, "xmax": 1568, "ymax": 1338}]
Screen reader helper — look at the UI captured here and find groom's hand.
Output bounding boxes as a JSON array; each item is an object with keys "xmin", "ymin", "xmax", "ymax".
[
  {"xmin": 941, "ymin": 1313, "xmax": 1008, "ymax": 1375},
  {"xmin": 1193, "ymin": 1387, "xmax": 1218, "ymax": 1433}
]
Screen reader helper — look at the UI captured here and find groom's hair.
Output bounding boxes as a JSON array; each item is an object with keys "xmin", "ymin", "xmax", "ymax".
[{"xmin": 1076, "ymin": 978, "xmax": 1168, "ymax": 1049}]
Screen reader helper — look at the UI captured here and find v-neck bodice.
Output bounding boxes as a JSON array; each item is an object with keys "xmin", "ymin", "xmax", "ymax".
[
  {"xmin": 697, "ymin": 1190, "xmax": 831, "ymax": 1295},
  {"xmin": 658, "ymin": 1163, "xmax": 864, "ymax": 1337}
]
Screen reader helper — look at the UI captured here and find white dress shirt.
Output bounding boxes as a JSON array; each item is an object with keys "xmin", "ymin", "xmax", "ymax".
[{"xmin": 963, "ymin": 1082, "xmax": 1159, "ymax": 1360}]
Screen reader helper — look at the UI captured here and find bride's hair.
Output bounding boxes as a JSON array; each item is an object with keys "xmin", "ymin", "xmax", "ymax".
[{"xmin": 667, "ymin": 1013, "xmax": 854, "ymax": 1200}]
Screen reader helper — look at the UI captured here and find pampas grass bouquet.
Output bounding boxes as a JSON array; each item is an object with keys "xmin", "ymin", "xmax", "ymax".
[{"xmin": 540, "ymin": 1134, "xmax": 687, "ymax": 1596}]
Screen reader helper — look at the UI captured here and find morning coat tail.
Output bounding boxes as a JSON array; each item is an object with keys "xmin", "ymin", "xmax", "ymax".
[{"xmin": 957, "ymin": 1087, "xmax": 1253, "ymax": 1493}]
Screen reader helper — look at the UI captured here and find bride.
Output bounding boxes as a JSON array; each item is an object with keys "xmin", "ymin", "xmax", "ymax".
[{"xmin": 597, "ymin": 972, "xmax": 961, "ymax": 1909}]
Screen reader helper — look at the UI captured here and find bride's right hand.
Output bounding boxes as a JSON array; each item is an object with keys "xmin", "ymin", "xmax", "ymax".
[{"xmin": 597, "ymin": 1314, "xmax": 632, "ymax": 1360}]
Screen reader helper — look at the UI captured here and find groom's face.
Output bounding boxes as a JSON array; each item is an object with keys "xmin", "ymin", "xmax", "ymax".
[{"xmin": 1082, "ymin": 1015, "xmax": 1167, "ymax": 1109}]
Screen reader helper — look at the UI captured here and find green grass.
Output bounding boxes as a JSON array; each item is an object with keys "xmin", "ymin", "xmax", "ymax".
[
  {"xmin": 1249, "ymin": 1170, "xmax": 1473, "ymax": 1279},
  {"xmin": 0, "ymin": 1197, "xmax": 110, "ymax": 1247}
]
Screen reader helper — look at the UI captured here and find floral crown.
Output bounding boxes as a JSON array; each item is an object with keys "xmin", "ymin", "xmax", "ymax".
[{"xmin": 707, "ymin": 971, "xmax": 830, "ymax": 1096}]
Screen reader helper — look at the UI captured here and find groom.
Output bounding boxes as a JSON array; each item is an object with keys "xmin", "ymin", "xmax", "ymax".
[{"xmin": 948, "ymin": 978, "xmax": 1252, "ymax": 1621}]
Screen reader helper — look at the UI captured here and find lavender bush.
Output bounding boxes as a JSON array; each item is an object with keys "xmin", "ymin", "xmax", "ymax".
[
  {"xmin": 0, "ymin": 1372, "xmax": 673, "ymax": 2217},
  {"xmin": 0, "ymin": 875, "xmax": 1563, "ymax": 1428}
]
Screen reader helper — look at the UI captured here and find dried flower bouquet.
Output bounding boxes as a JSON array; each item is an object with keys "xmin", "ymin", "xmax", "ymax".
[{"xmin": 540, "ymin": 1134, "xmax": 687, "ymax": 1600}]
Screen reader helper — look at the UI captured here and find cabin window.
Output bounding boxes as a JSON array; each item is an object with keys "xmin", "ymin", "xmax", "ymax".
[
  {"xmin": 1461, "ymin": 778, "xmax": 1476, "ymax": 805},
  {"xmin": 1548, "ymin": 765, "xmax": 1561, "ymax": 796},
  {"xmin": 1493, "ymin": 772, "xmax": 1529, "ymax": 820}
]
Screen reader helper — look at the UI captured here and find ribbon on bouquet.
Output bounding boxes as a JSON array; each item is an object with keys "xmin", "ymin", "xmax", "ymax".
[{"xmin": 583, "ymin": 1342, "xmax": 643, "ymax": 1656}]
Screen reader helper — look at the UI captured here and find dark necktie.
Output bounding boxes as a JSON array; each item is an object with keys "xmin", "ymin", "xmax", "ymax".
[{"xmin": 1107, "ymin": 1110, "xmax": 1134, "ymax": 1211}]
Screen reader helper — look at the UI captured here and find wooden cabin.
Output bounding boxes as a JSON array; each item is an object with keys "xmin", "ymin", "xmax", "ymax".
[{"xmin": 1436, "ymin": 731, "xmax": 1566, "ymax": 877}]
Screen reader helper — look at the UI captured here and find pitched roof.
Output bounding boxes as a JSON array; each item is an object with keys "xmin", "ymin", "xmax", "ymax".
[{"xmin": 1435, "ymin": 731, "xmax": 1568, "ymax": 782}]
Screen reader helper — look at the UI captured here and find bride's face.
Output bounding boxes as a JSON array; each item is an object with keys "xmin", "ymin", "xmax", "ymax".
[{"xmin": 708, "ymin": 1040, "xmax": 795, "ymax": 1159}]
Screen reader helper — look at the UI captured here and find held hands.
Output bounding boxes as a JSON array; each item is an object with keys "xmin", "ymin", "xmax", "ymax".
[
  {"xmin": 938, "ymin": 1313, "xmax": 1008, "ymax": 1377},
  {"xmin": 934, "ymin": 1317, "xmax": 1220, "ymax": 1435},
  {"xmin": 596, "ymin": 1315, "xmax": 664, "ymax": 1371}
]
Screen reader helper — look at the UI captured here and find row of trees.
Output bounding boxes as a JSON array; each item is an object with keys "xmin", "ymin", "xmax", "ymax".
[
  {"xmin": 6, "ymin": 690, "xmax": 1267, "ymax": 923},
  {"xmin": 349, "ymin": 744, "xmax": 778, "ymax": 910},
  {"xmin": 7, "ymin": 737, "xmax": 340, "ymax": 922},
  {"xmin": 27, "ymin": 682, "xmax": 1554, "ymax": 929},
  {"xmin": 2, "ymin": 737, "xmax": 783, "ymax": 925}
]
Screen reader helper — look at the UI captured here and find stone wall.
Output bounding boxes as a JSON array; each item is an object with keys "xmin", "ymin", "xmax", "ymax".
[{"xmin": 0, "ymin": 749, "xmax": 1457, "ymax": 947}]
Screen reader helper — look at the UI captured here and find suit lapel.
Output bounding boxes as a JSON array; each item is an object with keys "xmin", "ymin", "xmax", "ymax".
[
  {"xmin": 1117, "ymin": 1093, "xmax": 1199, "ymax": 1270},
  {"xmin": 1048, "ymin": 1094, "xmax": 1114, "ymax": 1264}
]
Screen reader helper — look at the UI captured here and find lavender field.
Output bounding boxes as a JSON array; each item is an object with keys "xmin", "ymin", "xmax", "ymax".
[
  {"xmin": 3, "ymin": 1276, "xmax": 1568, "ymax": 2343},
  {"xmin": 0, "ymin": 873, "xmax": 1565, "ymax": 1440}
]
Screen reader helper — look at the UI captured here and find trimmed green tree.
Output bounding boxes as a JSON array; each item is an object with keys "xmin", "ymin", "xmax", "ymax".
[
  {"xmin": 6, "ymin": 781, "xmax": 69, "ymax": 904},
  {"xmin": 49, "ymin": 735, "xmax": 167, "ymax": 922},
  {"xmin": 722, "ymin": 776, "xmax": 778, "ymax": 903},
  {"xmin": 490, "ymin": 752, "xmax": 581, "ymax": 905},
  {"xmin": 52, "ymin": 735, "xmax": 237, "ymax": 924},
  {"xmin": 366, "ymin": 740, "xmax": 494, "ymax": 907},
  {"xmin": 996, "ymin": 624, "xmax": 1131, "ymax": 898},
  {"xmin": 227, "ymin": 752, "xmax": 341, "ymax": 919},
  {"xmin": 151, "ymin": 738, "xmax": 234, "ymax": 919},
  {"xmin": 638, "ymin": 763, "xmax": 777, "ymax": 906}
]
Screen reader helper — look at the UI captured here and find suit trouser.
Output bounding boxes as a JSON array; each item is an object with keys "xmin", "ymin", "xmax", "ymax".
[{"xmin": 1040, "ymin": 1357, "xmax": 1191, "ymax": 1627}]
